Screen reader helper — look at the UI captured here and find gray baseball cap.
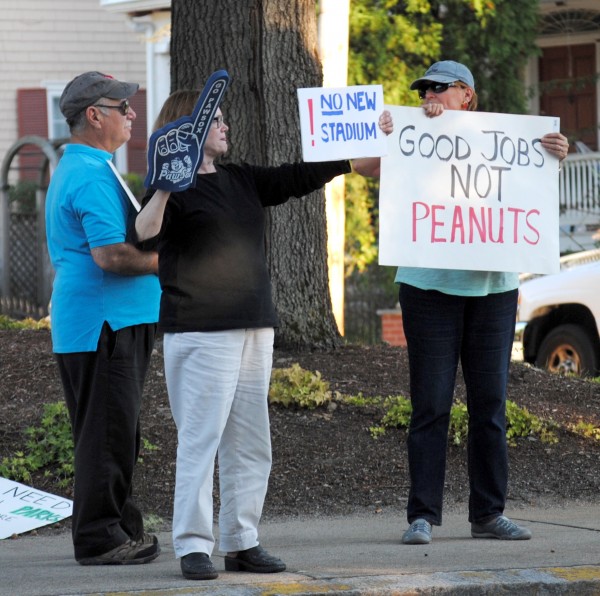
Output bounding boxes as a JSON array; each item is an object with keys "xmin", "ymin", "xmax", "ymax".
[
  {"xmin": 59, "ymin": 71, "xmax": 139, "ymax": 121},
  {"xmin": 410, "ymin": 60, "xmax": 475, "ymax": 90}
]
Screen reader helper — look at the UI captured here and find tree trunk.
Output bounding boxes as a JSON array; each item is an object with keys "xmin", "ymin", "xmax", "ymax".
[{"xmin": 171, "ymin": 0, "xmax": 341, "ymax": 349}]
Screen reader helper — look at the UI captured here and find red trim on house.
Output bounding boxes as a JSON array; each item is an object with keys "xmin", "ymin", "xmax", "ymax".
[{"xmin": 16, "ymin": 89, "xmax": 49, "ymax": 181}]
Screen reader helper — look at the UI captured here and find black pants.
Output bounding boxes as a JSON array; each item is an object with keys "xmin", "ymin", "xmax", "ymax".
[{"xmin": 56, "ymin": 322, "xmax": 156, "ymax": 560}]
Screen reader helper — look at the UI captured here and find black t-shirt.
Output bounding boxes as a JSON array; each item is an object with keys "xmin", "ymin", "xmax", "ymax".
[{"xmin": 140, "ymin": 160, "xmax": 350, "ymax": 333}]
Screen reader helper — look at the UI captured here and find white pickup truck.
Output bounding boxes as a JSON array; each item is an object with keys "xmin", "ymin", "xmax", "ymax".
[{"xmin": 515, "ymin": 249, "xmax": 600, "ymax": 376}]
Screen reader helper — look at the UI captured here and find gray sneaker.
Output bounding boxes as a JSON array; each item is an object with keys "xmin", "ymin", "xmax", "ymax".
[
  {"xmin": 471, "ymin": 515, "xmax": 532, "ymax": 540},
  {"xmin": 401, "ymin": 518, "xmax": 432, "ymax": 545}
]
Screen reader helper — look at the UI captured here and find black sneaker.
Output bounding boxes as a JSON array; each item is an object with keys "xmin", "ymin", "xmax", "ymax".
[
  {"xmin": 78, "ymin": 534, "xmax": 160, "ymax": 565},
  {"xmin": 224, "ymin": 544, "xmax": 286, "ymax": 573},
  {"xmin": 180, "ymin": 552, "xmax": 219, "ymax": 580}
]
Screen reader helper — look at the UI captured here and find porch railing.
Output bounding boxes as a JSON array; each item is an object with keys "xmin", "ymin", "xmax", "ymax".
[{"xmin": 558, "ymin": 152, "xmax": 600, "ymax": 252}]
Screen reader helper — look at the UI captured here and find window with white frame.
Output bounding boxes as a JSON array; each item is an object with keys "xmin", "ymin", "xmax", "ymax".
[{"xmin": 44, "ymin": 82, "xmax": 70, "ymax": 141}]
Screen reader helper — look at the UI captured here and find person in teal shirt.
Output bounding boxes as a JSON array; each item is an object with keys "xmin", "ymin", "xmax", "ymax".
[{"xmin": 354, "ymin": 60, "xmax": 569, "ymax": 546}]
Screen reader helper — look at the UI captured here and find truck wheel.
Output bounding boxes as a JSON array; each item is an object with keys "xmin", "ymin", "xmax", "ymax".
[{"xmin": 535, "ymin": 324, "xmax": 599, "ymax": 376}]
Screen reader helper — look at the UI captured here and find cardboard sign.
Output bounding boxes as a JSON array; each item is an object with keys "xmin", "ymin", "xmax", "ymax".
[
  {"xmin": 0, "ymin": 477, "xmax": 73, "ymax": 538},
  {"xmin": 298, "ymin": 85, "xmax": 388, "ymax": 161},
  {"xmin": 379, "ymin": 106, "xmax": 560, "ymax": 274}
]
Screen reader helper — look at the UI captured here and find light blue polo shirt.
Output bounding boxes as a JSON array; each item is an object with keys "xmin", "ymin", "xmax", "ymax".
[
  {"xmin": 45, "ymin": 144, "xmax": 160, "ymax": 353},
  {"xmin": 395, "ymin": 267, "xmax": 519, "ymax": 296}
]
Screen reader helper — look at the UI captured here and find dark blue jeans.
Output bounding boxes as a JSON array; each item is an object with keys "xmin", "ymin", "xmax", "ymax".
[{"xmin": 399, "ymin": 283, "xmax": 518, "ymax": 526}]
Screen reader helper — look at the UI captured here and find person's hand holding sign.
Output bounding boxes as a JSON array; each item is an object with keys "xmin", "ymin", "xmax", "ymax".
[{"xmin": 145, "ymin": 70, "xmax": 229, "ymax": 192}]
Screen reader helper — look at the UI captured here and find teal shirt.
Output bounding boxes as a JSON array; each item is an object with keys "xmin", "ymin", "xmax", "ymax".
[
  {"xmin": 394, "ymin": 267, "xmax": 519, "ymax": 296},
  {"xmin": 45, "ymin": 144, "xmax": 160, "ymax": 353}
]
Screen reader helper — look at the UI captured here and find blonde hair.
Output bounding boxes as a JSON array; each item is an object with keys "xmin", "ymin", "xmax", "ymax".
[
  {"xmin": 455, "ymin": 82, "xmax": 478, "ymax": 111},
  {"xmin": 153, "ymin": 89, "xmax": 202, "ymax": 132}
]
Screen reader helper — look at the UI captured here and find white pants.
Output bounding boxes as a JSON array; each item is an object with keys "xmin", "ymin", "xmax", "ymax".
[{"xmin": 164, "ymin": 328, "xmax": 274, "ymax": 558}]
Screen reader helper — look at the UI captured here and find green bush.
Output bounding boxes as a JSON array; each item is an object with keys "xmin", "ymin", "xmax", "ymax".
[
  {"xmin": 380, "ymin": 396, "xmax": 412, "ymax": 428},
  {"xmin": 568, "ymin": 421, "xmax": 600, "ymax": 441},
  {"xmin": 505, "ymin": 400, "xmax": 557, "ymax": 444},
  {"xmin": 122, "ymin": 172, "xmax": 146, "ymax": 200},
  {"xmin": 8, "ymin": 180, "xmax": 37, "ymax": 214},
  {"xmin": 269, "ymin": 363, "xmax": 336, "ymax": 409},
  {"xmin": 267, "ymin": 366, "xmax": 556, "ymax": 446},
  {"xmin": 0, "ymin": 402, "xmax": 74, "ymax": 488},
  {"xmin": 343, "ymin": 393, "xmax": 384, "ymax": 407},
  {"xmin": 449, "ymin": 401, "xmax": 469, "ymax": 446},
  {"xmin": 0, "ymin": 315, "xmax": 50, "ymax": 330},
  {"xmin": 368, "ymin": 396, "xmax": 556, "ymax": 445},
  {"xmin": 143, "ymin": 513, "xmax": 165, "ymax": 533},
  {"xmin": 0, "ymin": 400, "xmax": 161, "ymax": 488}
]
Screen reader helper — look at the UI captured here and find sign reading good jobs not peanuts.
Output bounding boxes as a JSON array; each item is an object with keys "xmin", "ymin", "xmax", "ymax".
[
  {"xmin": 379, "ymin": 106, "xmax": 561, "ymax": 275},
  {"xmin": 297, "ymin": 85, "xmax": 387, "ymax": 161}
]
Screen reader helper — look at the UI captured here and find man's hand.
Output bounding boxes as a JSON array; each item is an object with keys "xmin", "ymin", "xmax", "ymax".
[{"xmin": 145, "ymin": 70, "xmax": 229, "ymax": 192}]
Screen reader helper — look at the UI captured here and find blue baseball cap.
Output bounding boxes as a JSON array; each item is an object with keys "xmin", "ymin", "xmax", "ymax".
[{"xmin": 410, "ymin": 60, "xmax": 475, "ymax": 90}]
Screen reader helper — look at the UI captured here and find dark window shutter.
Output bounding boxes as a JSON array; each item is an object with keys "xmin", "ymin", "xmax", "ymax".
[
  {"xmin": 17, "ymin": 88, "xmax": 48, "ymax": 138},
  {"xmin": 16, "ymin": 89, "xmax": 49, "ymax": 181}
]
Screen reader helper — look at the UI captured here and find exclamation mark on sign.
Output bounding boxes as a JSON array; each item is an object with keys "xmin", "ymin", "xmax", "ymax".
[{"xmin": 308, "ymin": 98, "xmax": 315, "ymax": 146}]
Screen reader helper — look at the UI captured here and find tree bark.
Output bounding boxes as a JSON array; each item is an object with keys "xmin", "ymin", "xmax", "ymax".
[{"xmin": 171, "ymin": 0, "xmax": 341, "ymax": 349}]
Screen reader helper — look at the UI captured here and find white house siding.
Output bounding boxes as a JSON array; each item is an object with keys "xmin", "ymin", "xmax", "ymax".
[{"xmin": 0, "ymin": 0, "xmax": 147, "ymax": 167}]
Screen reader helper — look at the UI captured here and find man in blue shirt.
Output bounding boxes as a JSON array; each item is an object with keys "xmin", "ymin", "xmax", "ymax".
[{"xmin": 45, "ymin": 71, "xmax": 163, "ymax": 565}]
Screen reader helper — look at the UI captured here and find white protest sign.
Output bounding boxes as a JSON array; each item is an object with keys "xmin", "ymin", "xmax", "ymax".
[
  {"xmin": 0, "ymin": 477, "xmax": 73, "ymax": 538},
  {"xmin": 379, "ymin": 106, "xmax": 560, "ymax": 274},
  {"xmin": 297, "ymin": 85, "xmax": 388, "ymax": 161}
]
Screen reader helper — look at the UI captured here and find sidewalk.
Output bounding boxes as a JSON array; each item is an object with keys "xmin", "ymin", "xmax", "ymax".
[{"xmin": 2, "ymin": 504, "xmax": 600, "ymax": 595}]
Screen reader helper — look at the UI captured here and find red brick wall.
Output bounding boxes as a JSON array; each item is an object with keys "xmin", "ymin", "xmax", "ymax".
[{"xmin": 379, "ymin": 311, "xmax": 406, "ymax": 347}]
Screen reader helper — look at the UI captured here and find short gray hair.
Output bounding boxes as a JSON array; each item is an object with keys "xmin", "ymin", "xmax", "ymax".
[{"xmin": 67, "ymin": 98, "xmax": 110, "ymax": 133}]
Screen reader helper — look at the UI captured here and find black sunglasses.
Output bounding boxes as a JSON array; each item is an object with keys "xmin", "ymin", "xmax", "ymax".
[
  {"xmin": 93, "ymin": 99, "xmax": 131, "ymax": 116},
  {"xmin": 417, "ymin": 82, "xmax": 458, "ymax": 100}
]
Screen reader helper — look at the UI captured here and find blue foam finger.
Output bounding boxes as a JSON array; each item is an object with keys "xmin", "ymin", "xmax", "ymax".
[
  {"xmin": 145, "ymin": 70, "xmax": 230, "ymax": 192},
  {"xmin": 145, "ymin": 116, "xmax": 199, "ymax": 192},
  {"xmin": 189, "ymin": 69, "xmax": 229, "ymax": 147}
]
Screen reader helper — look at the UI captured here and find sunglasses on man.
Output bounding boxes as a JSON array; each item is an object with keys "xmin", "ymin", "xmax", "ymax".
[
  {"xmin": 93, "ymin": 99, "xmax": 131, "ymax": 116},
  {"xmin": 417, "ymin": 82, "xmax": 459, "ymax": 100}
]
